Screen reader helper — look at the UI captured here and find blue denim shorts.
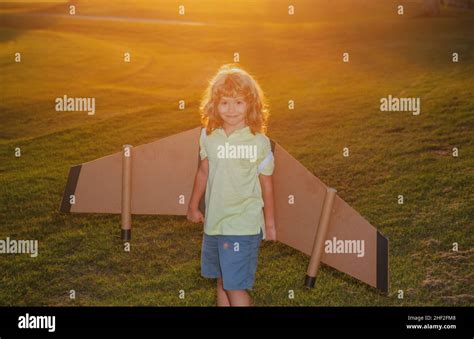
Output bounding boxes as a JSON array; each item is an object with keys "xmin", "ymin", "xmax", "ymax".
[{"xmin": 201, "ymin": 230, "xmax": 263, "ymax": 291}]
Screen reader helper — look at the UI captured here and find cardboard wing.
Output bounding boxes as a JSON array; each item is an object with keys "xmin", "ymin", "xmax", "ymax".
[
  {"xmin": 272, "ymin": 144, "xmax": 388, "ymax": 293},
  {"xmin": 60, "ymin": 127, "xmax": 202, "ymax": 215},
  {"xmin": 60, "ymin": 126, "xmax": 389, "ymax": 293}
]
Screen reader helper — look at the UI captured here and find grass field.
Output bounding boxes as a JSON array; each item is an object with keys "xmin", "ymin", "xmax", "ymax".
[{"xmin": 0, "ymin": 0, "xmax": 473, "ymax": 306}]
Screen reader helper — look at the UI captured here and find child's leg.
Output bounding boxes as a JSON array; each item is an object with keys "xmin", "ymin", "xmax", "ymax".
[
  {"xmin": 217, "ymin": 231, "xmax": 262, "ymax": 307},
  {"xmin": 217, "ymin": 277, "xmax": 230, "ymax": 306},
  {"xmin": 225, "ymin": 289, "xmax": 251, "ymax": 307}
]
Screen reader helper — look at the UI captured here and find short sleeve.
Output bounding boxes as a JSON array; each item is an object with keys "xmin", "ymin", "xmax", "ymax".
[
  {"xmin": 199, "ymin": 128, "xmax": 208, "ymax": 160},
  {"xmin": 257, "ymin": 135, "xmax": 274, "ymax": 176}
]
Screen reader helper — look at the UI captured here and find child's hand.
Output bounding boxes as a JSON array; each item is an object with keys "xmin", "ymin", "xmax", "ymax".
[
  {"xmin": 265, "ymin": 224, "xmax": 277, "ymax": 241},
  {"xmin": 187, "ymin": 207, "xmax": 204, "ymax": 223}
]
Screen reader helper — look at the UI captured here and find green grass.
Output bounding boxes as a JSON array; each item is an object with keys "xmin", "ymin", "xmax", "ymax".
[{"xmin": 0, "ymin": 0, "xmax": 473, "ymax": 306}]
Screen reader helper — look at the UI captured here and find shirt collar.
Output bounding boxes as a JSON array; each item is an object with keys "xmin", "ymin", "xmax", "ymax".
[{"xmin": 217, "ymin": 125, "xmax": 251, "ymax": 137}]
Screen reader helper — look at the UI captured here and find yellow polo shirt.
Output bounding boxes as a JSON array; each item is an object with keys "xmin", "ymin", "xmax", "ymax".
[{"xmin": 199, "ymin": 125, "xmax": 274, "ymax": 239}]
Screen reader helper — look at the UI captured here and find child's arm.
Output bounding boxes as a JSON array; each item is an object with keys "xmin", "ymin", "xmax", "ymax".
[
  {"xmin": 259, "ymin": 174, "xmax": 277, "ymax": 241},
  {"xmin": 187, "ymin": 158, "xmax": 209, "ymax": 223}
]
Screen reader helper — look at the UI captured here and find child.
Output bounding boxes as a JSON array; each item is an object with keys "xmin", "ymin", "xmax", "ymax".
[{"xmin": 187, "ymin": 64, "xmax": 276, "ymax": 307}]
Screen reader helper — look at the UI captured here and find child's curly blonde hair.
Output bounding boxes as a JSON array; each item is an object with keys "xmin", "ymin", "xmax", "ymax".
[{"xmin": 200, "ymin": 64, "xmax": 269, "ymax": 135}]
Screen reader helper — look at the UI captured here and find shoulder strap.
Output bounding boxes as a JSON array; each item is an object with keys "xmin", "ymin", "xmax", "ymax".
[{"xmin": 257, "ymin": 151, "xmax": 274, "ymax": 175}]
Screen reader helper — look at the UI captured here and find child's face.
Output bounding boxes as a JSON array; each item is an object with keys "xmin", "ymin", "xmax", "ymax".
[{"xmin": 217, "ymin": 96, "xmax": 248, "ymax": 127}]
